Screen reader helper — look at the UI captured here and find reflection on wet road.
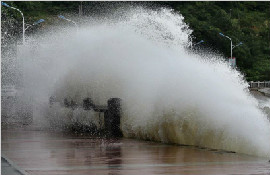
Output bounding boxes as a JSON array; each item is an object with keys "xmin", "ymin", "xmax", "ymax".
[{"xmin": 2, "ymin": 127, "xmax": 270, "ymax": 175}]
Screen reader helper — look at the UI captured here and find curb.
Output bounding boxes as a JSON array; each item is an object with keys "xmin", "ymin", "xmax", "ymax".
[{"xmin": 1, "ymin": 154, "xmax": 30, "ymax": 175}]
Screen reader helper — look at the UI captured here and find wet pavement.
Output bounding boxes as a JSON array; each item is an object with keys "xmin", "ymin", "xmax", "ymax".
[{"xmin": 2, "ymin": 126, "xmax": 270, "ymax": 175}]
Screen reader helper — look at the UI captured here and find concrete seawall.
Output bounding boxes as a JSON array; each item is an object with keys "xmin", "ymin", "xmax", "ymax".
[
  {"xmin": 248, "ymin": 81, "xmax": 270, "ymax": 97},
  {"xmin": 258, "ymin": 88, "xmax": 270, "ymax": 97},
  {"xmin": 250, "ymin": 89, "xmax": 270, "ymax": 119}
]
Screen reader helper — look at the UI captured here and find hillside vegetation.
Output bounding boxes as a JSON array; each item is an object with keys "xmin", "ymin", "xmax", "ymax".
[{"xmin": 1, "ymin": 1, "xmax": 269, "ymax": 81}]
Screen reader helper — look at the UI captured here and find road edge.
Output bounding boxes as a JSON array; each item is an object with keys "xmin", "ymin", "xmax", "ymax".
[{"xmin": 1, "ymin": 153, "xmax": 30, "ymax": 175}]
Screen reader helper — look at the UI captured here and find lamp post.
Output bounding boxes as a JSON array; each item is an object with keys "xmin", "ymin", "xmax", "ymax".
[
  {"xmin": 193, "ymin": 40, "xmax": 204, "ymax": 47},
  {"xmin": 2, "ymin": 2, "xmax": 25, "ymax": 45},
  {"xmin": 58, "ymin": 15, "xmax": 78, "ymax": 32},
  {"xmin": 219, "ymin": 32, "xmax": 243, "ymax": 59},
  {"xmin": 25, "ymin": 19, "xmax": 45, "ymax": 31}
]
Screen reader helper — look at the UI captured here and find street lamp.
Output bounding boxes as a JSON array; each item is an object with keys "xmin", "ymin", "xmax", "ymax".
[
  {"xmin": 2, "ymin": 2, "xmax": 25, "ymax": 45},
  {"xmin": 234, "ymin": 42, "xmax": 243, "ymax": 49},
  {"xmin": 58, "ymin": 15, "xmax": 78, "ymax": 31},
  {"xmin": 25, "ymin": 19, "xmax": 45, "ymax": 31},
  {"xmin": 219, "ymin": 32, "xmax": 243, "ymax": 59},
  {"xmin": 193, "ymin": 40, "xmax": 204, "ymax": 47}
]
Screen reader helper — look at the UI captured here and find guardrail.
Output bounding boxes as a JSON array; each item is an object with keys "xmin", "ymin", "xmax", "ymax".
[{"xmin": 249, "ymin": 81, "xmax": 270, "ymax": 88}]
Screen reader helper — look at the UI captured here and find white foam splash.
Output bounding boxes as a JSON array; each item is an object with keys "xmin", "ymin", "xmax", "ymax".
[{"xmin": 13, "ymin": 7, "xmax": 270, "ymax": 157}]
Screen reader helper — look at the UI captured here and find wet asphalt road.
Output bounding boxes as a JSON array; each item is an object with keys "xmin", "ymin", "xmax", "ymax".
[{"xmin": 2, "ymin": 126, "xmax": 270, "ymax": 175}]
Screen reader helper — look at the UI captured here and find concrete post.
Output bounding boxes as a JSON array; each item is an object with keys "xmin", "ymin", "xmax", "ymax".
[{"xmin": 105, "ymin": 98, "xmax": 122, "ymax": 137}]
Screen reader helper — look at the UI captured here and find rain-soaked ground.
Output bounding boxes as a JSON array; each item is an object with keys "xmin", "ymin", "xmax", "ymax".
[{"xmin": 2, "ymin": 125, "xmax": 270, "ymax": 175}]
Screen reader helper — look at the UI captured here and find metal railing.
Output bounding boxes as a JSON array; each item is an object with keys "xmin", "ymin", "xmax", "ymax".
[{"xmin": 249, "ymin": 81, "xmax": 270, "ymax": 88}]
